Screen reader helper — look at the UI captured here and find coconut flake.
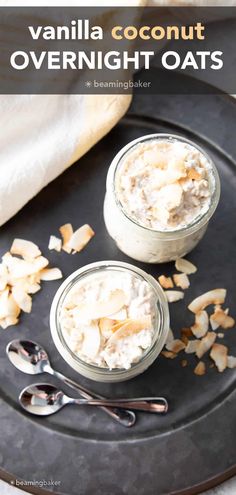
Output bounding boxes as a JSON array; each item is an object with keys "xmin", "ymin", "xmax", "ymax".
[
  {"xmin": 175, "ymin": 258, "xmax": 197, "ymax": 274},
  {"xmin": 161, "ymin": 350, "xmax": 177, "ymax": 359},
  {"xmin": 194, "ymin": 361, "xmax": 206, "ymax": 376},
  {"xmin": 81, "ymin": 322, "xmax": 101, "ymax": 359},
  {"xmin": 76, "ymin": 289, "xmax": 126, "ymax": 320},
  {"xmin": 48, "ymin": 235, "xmax": 62, "ymax": 252},
  {"xmin": 191, "ymin": 310, "xmax": 209, "ymax": 338},
  {"xmin": 166, "ymin": 339, "xmax": 185, "ymax": 353},
  {"xmin": 10, "ymin": 238, "xmax": 41, "ymax": 259},
  {"xmin": 12, "ymin": 286, "xmax": 32, "ymax": 313},
  {"xmin": 227, "ymin": 356, "xmax": 236, "ymax": 369},
  {"xmin": 185, "ymin": 340, "xmax": 199, "ymax": 354},
  {"xmin": 165, "ymin": 290, "xmax": 184, "ymax": 303},
  {"xmin": 173, "ymin": 273, "xmax": 190, "ymax": 290},
  {"xmin": 158, "ymin": 275, "xmax": 174, "ymax": 289},
  {"xmin": 210, "ymin": 307, "xmax": 235, "ymax": 330},
  {"xmin": 196, "ymin": 332, "xmax": 216, "ymax": 359},
  {"xmin": 210, "ymin": 343, "xmax": 228, "ymax": 372},
  {"xmin": 40, "ymin": 268, "xmax": 63, "ymax": 281},
  {"xmin": 107, "ymin": 317, "xmax": 152, "ymax": 345},
  {"xmin": 59, "ymin": 223, "xmax": 73, "ymax": 253},
  {"xmin": 188, "ymin": 289, "xmax": 226, "ymax": 314},
  {"xmin": 0, "ymin": 264, "xmax": 8, "ymax": 291},
  {"xmin": 67, "ymin": 224, "xmax": 95, "ymax": 253}
]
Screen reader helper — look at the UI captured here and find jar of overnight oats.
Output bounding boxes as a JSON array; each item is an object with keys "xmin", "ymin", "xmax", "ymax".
[
  {"xmin": 50, "ymin": 261, "xmax": 169, "ymax": 383},
  {"xmin": 104, "ymin": 134, "xmax": 221, "ymax": 263}
]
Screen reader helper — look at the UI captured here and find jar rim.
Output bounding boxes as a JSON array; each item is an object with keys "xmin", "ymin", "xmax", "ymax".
[
  {"xmin": 50, "ymin": 261, "xmax": 170, "ymax": 381},
  {"xmin": 109, "ymin": 133, "xmax": 221, "ymax": 239}
]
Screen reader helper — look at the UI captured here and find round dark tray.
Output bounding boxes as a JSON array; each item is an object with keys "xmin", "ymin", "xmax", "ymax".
[{"xmin": 0, "ymin": 70, "xmax": 236, "ymax": 495}]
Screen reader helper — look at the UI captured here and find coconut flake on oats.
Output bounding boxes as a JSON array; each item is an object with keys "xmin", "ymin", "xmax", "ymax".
[{"xmin": 60, "ymin": 272, "xmax": 156, "ymax": 369}]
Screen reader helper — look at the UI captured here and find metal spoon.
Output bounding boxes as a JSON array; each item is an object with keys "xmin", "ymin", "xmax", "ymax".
[
  {"xmin": 19, "ymin": 383, "xmax": 168, "ymax": 416},
  {"xmin": 6, "ymin": 339, "xmax": 136, "ymax": 427}
]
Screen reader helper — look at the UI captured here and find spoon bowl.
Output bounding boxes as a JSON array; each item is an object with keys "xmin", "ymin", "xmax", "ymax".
[{"xmin": 7, "ymin": 340, "xmax": 49, "ymax": 375}]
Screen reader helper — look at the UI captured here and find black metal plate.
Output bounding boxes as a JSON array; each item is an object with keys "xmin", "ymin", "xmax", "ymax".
[{"xmin": 0, "ymin": 71, "xmax": 236, "ymax": 495}]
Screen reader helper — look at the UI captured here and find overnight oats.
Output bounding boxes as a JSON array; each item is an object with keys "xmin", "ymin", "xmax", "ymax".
[
  {"xmin": 104, "ymin": 134, "xmax": 220, "ymax": 263},
  {"xmin": 50, "ymin": 261, "xmax": 169, "ymax": 382}
]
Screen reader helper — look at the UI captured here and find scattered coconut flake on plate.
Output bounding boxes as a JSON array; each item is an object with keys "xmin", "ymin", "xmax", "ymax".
[
  {"xmin": 0, "ymin": 238, "xmax": 64, "ymax": 329},
  {"xmin": 10, "ymin": 239, "xmax": 41, "ymax": 259},
  {"xmin": 40, "ymin": 268, "xmax": 63, "ymax": 281},
  {"xmin": 210, "ymin": 306, "xmax": 235, "ymax": 330},
  {"xmin": 181, "ymin": 327, "xmax": 193, "ymax": 345},
  {"xmin": 165, "ymin": 339, "xmax": 185, "ymax": 353},
  {"xmin": 188, "ymin": 289, "xmax": 226, "ymax": 314},
  {"xmin": 158, "ymin": 275, "xmax": 174, "ymax": 289},
  {"xmin": 185, "ymin": 340, "xmax": 199, "ymax": 354},
  {"xmin": 166, "ymin": 328, "xmax": 174, "ymax": 345},
  {"xmin": 59, "ymin": 223, "xmax": 73, "ymax": 254},
  {"xmin": 196, "ymin": 332, "xmax": 216, "ymax": 359},
  {"xmin": 175, "ymin": 258, "xmax": 197, "ymax": 274},
  {"xmin": 161, "ymin": 350, "xmax": 177, "ymax": 359},
  {"xmin": 210, "ymin": 343, "xmax": 228, "ymax": 372},
  {"xmin": 194, "ymin": 361, "xmax": 206, "ymax": 376},
  {"xmin": 67, "ymin": 224, "xmax": 95, "ymax": 253},
  {"xmin": 227, "ymin": 356, "xmax": 236, "ymax": 369},
  {"xmin": 48, "ymin": 235, "xmax": 62, "ymax": 252},
  {"xmin": 173, "ymin": 273, "xmax": 190, "ymax": 290},
  {"xmin": 165, "ymin": 290, "xmax": 184, "ymax": 303},
  {"xmin": 181, "ymin": 359, "xmax": 188, "ymax": 367},
  {"xmin": 191, "ymin": 310, "xmax": 209, "ymax": 338}
]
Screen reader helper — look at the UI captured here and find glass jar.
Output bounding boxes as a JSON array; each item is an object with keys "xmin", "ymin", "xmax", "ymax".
[
  {"xmin": 50, "ymin": 261, "xmax": 169, "ymax": 383},
  {"xmin": 104, "ymin": 133, "xmax": 221, "ymax": 263}
]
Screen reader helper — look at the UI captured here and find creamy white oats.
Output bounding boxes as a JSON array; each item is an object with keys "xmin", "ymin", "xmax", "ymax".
[
  {"xmin": 60, "ymin": 271, "xmax": 156, "ymax": 370},
  {"xmin": 116, "ymin": 140, "xmax": 213, "ymax": 231}
]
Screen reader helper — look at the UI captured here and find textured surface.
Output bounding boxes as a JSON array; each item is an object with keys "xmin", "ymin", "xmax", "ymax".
[{"xmin": 0, "ymin": 72, "xmax": 236, "ymax": 495}]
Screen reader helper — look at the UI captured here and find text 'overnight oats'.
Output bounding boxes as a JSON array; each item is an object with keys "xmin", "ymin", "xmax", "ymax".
[
  {"xmin": 104, "ymin": 134, "xmax": 220, "ymax": 262},
  {"xmin": 60, "ymin": 270, "xmax": 156, "ymax": 370}
]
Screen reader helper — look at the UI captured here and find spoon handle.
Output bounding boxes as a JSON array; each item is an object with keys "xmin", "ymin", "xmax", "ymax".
[
  {"xmin": 73, "ymin": 397, "xmax": 168, "ymax": 414},
  {"xmin": 45, "ymin": 365, "xmax": 136, "ymax": 427}
]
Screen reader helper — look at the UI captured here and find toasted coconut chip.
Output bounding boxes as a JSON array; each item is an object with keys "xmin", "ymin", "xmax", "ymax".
[
  {"xmin": 158, "ymin": 275, "xmax": 174, "ymax": 289},
  {"xmin": 210, "ymin": 343, "xmax": 228, "ymax": 372},
  {"xmin": 111, "ymin": 319, "xmax": 133, "ymax": 333},
  {"xmin": 187, "ymin": 169, "xmax": 202, "ymax": 181},
  {"xmin": 10, "ymin": 238, "xmax": 41, "ymax": 259},
  {"xmin": 166, "ymin": 328, "xmax": 174, "ymax": 345},
  {"xmin": 194, "ymin": 361, "xmax": 206, "ymax": 376},
  {"xmin": 166, "ymin": 339, "xmax": 185, "ymax": 353},
  {"xmin": 76, "ymin": 289, "xmax": 126, "ymax": 320},
  {"xmin": 217, "ymin": 333, "xmax": 225, "ymax": 339},
  {"xmin": 173, "ymin": 273, "xmax": 190, "ymax": 290},
  {"xmin": 106, "ymin": 317, "xmax": 152, "ymax": 344},
  {"xmin": 175, "ymin": 258, "xmax": 197, "ymax": 275},
  {"xmin": 191, "ymin": 310, "xmax": 209, "ymax": 338},
  {"xmin": 196, "ymin": 332, "xmax": 216, "ymax": 359},
  {"xmin": 210, "ymin": 307, "xmax": 235, "ymax": 330},
  {"xmin": 81, "ymin": 322, "xmax": 101, "ymax": 359},
  {"xmin": 3, "ymin": 254, "xmax": 49, "ymax": 279},
  {"xmin": 227, "ymin": 356, "xmax": 236, "ymax": 369},
  {"xmin": 0, "ymin": 290, "xmax": 20, "ymax": 320},
  {"xmin": 161, "ymin": 350, "xmax": 177, "ymax": 359},
  {"xmin": 181, "ymin": 327, "xmax": 193, "ymax": 345},
  {"xmin": 188, "ymin": 289, "xmax": 226, "ymax": 314},
  {"xmin": 67, "ymin": 224, "xmax": 95, "ymax": 253},
  {"xmin": 185, "ymin": 340, "xmax": 199, "ymax": 354},
  {"xmin": 12, "ymin": 286, "xmax": 32, "ymax": 313},
  {"xmin": 59, "ymin": 223, "xmax": 73, "ymax": 254},
  {"xmin": 0, "ymin": 264, "xmax": 8, "ymax": 291},
  {"xmin": 165, "ymin": 290, "xmax": 184, "ymax": 303},
  {"xmin": 181, "ymin": 359, "xmax": 188, "ymax": 367},
  {"xmin": 10, "ymin": 277, "xmax": 41, "ymax": 295},
  {"xmin": 0, "ymin": 316, "xmax": 19, "ymax": 329},
  {"xmin": 40, "ymin": 268, "xmax": 63, "ymax": 281},
  {"xmin": 48, "ymin": 235, "xmax": 62, "ymax": 252}
]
